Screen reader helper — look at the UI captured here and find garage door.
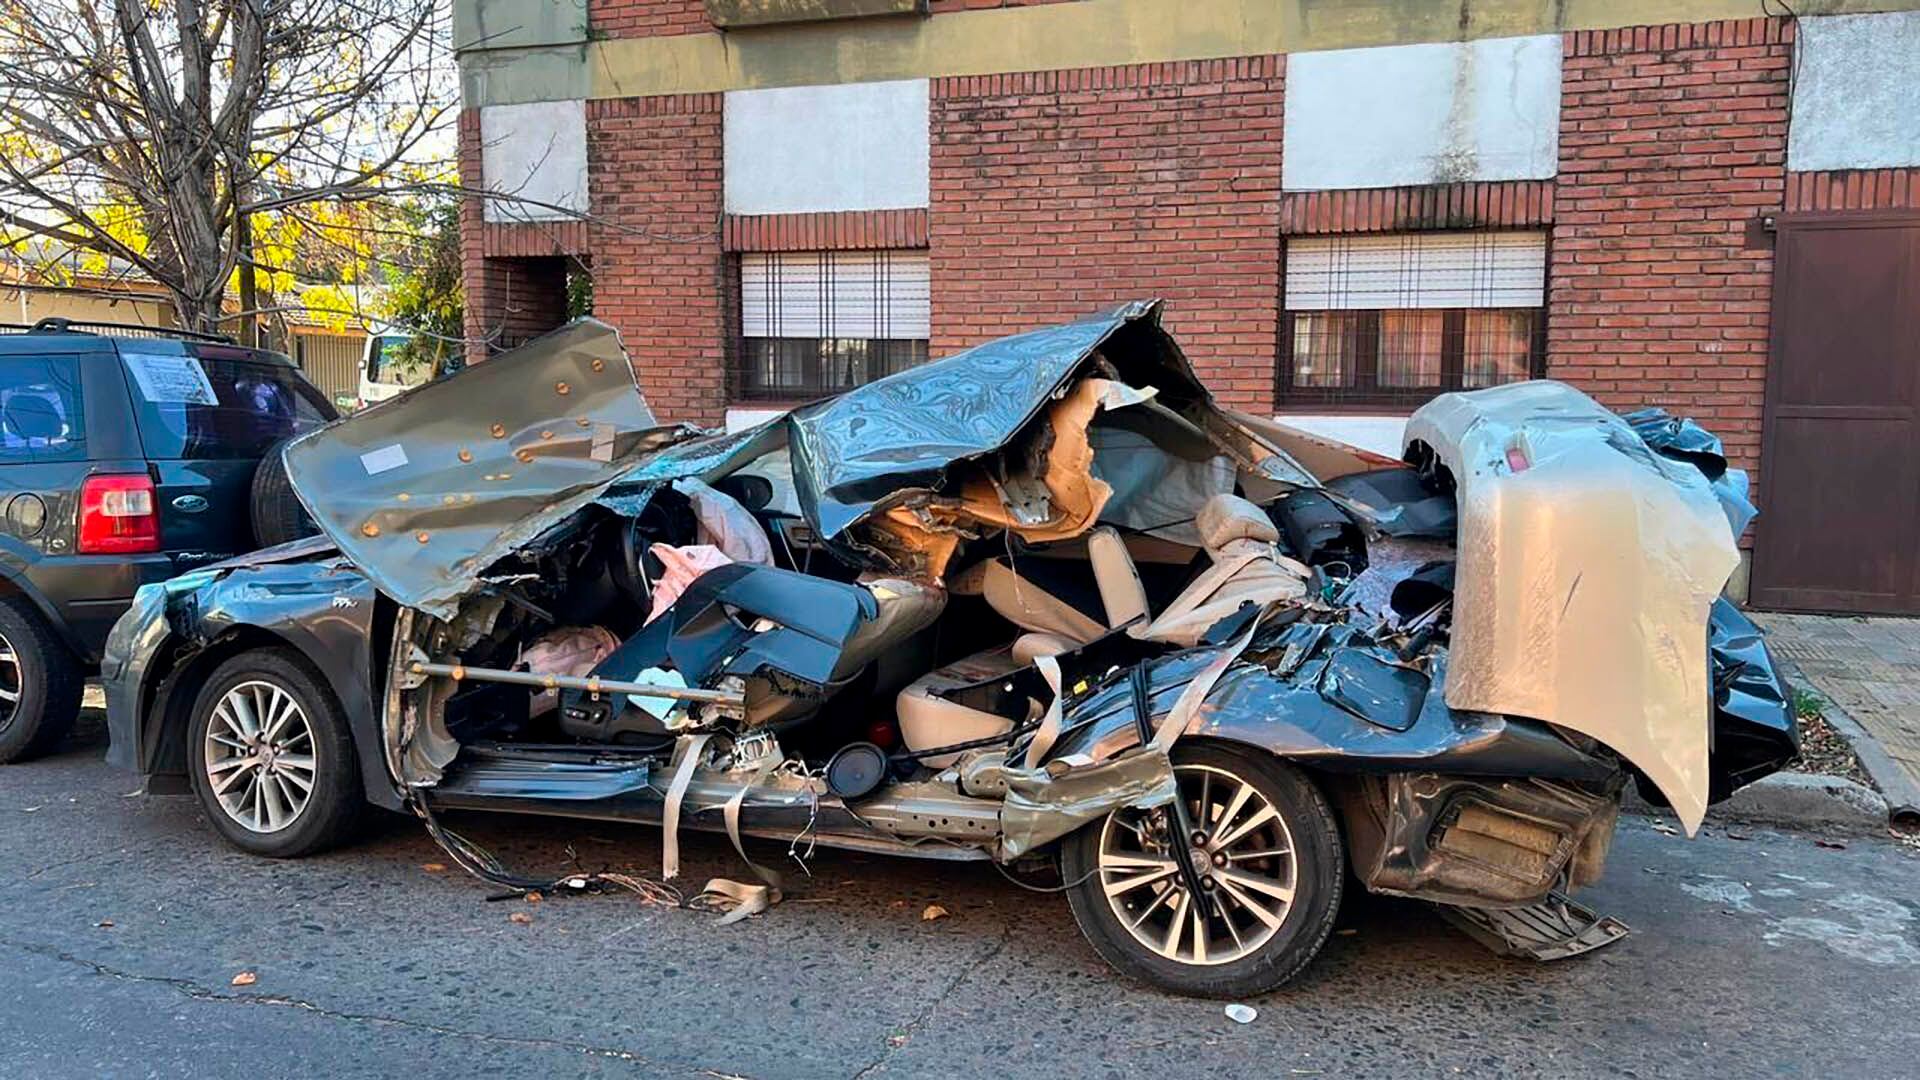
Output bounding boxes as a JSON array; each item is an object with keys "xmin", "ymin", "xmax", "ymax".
[{"xmin": 1751, "ymin": 212, "xmax": 1920, "ymax": 614}]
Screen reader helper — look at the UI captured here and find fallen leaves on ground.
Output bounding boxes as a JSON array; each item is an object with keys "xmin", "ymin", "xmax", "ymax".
[
  {"xmin": 921, "ymin": 904, "xmax": 950, "ymax": 922},
  {"xmin": 1814, "ymin": 839, "xmax": 1848, "ymax": 850},
  {"xmin": 508, "ymin": 911, "xmax": 533, "ymax": 925},
  {"xmin": 421, "ymin": 862, "xmax": 446, "ymax": 873},
  {"xmin": 94, "ymin": 919, "xmax": 114, "ymax": 929},
  {"xmin": 230, "ymin": 971, "xmax": 257, "ymax": 987},
  {"xmin": 525, "ymin": 891, "xmax": 543, "ymax": 904}
]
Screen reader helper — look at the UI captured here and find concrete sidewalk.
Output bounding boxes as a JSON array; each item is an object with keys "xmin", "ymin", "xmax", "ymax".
[{"xmin": 1758, "ymin": 611, "xmax": 1920, "ymax": 823}]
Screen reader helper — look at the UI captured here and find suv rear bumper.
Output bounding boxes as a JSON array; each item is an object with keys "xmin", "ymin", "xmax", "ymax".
[{"xmin": 27, "ymin": 554, "xmax": 185, "ymax": 663}]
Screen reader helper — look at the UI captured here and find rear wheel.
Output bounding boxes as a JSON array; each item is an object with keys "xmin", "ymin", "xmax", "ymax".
[
  {"xmin": 0, "ymin": 594, "xmax": 83, "ymax": 764},
  {"xmin": 250, "ymin": 437, "xmax": 318, "ymax": 549},
  {"xmin": 1061, "ymin": 743, "xmax": 1343, "ymax": 998},
  {"xmin": 187, "ymin": 649, "xmax": 362, "ymax": 857}
]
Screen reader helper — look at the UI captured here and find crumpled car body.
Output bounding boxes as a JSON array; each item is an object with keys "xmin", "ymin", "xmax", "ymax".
[{"xmin": 102, "ymin": 303, "xmax": 1794, "ymax": 996}]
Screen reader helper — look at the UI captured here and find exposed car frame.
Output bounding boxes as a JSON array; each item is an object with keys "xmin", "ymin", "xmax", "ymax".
[{"xmin": 104, "ymin": 304, "xmax": 1795, "ymax": 997}]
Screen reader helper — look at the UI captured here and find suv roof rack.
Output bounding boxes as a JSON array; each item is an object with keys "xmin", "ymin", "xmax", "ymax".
[{"xmin": 25, "ymin": 317, "xmax": 236, "ymax": 345}]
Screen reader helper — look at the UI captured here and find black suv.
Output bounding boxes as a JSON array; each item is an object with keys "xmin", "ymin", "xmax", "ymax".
[{"xmin": 0, "ymin": 319, "xmax": 336, "ymax": 762}]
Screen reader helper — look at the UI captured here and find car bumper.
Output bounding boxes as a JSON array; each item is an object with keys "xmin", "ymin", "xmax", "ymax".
[
  {"xmin": 30, "ymin": 553, "xmax": 182, "ymax": 662},
  {"xmin": 101, "ymin": 572, "xmax": 209, "ymax": 775}
]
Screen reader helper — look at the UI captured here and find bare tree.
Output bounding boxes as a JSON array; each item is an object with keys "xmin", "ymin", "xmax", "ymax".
[{"xmin": 0, "ymin": 0, "xmax": 451, "ymax": 339}]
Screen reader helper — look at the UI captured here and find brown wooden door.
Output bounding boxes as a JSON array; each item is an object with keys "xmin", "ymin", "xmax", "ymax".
[{"xmin": 1751, "ymin": 212, "xmax": 1920, "ymax": 614}]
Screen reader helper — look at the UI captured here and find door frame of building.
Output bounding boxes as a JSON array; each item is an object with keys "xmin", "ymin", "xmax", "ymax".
[{"xmin": 1752, "ymin": 208, "xmax": 1920, "ymax": 613}]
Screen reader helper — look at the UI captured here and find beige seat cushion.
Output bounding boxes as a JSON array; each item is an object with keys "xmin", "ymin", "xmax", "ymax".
[
  {"xmin": 982, "ymin": 558, "xmax": 1106, "ymax": 643},
  {"xmin": 896, "ymin": 647, "xmax": 1028, "ymax": 767},
  {"xmin": 1012, "ymin": 631, "xmax": 1078, "ymax": 665},
  {"xmin": 1142, "ymin": 493, "xmax": 1310, "ymax": 647}
]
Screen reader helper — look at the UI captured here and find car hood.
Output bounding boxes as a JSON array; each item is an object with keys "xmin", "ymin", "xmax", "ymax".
[{"xmin": 282, "ymin": 319, "xmax": 696, "ymax": 619}]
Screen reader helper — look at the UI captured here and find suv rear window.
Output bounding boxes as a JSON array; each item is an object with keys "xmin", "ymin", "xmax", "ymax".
[
  {"xmin": 0, "ymin": 355, "xmax": 86, "ymax": 462},
  {"xmin": 120, "ymin": 350, "xmax": 332, "ymax": 460}
]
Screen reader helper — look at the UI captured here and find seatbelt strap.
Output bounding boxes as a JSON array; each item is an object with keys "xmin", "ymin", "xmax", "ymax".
[
  {"xmin": 1022, "ymin": 654, "xmax": 1067, "ymax": 770},
  {"xmin": 661, "ymin": 733, "xmax": 713, "ymax": 880},
  {"xmin": 722, "ymin": 751, "xmax": 786, "ymax": 889},
  {"xmin": 1151, "ymin": 615, "xmax": 1262, "ymax": 752}
]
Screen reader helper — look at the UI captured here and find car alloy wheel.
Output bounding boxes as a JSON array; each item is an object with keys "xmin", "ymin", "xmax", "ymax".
[
  {"xmin": 202, "ymin": 679, "xmax": 319, "ymax": 834},
  {"xmin": 1097, "ymin": 763, "xmax": 1300, "ymax": 966},
  {"xmin": 0, "ymin": 629, "xmax": 21, "ymax": 731}
]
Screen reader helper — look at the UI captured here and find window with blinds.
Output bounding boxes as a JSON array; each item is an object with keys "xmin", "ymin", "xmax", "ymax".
[
  {"xmin": 735, "ymin": 250, "xmax": 931, "ymax": 401},
  {"xmin": 1279, "ymin": 231, "xmax": 1547, "ymax": 408}
]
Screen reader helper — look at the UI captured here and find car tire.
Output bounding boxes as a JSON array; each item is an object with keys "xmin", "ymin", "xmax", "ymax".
[
  {"xmin": 187, "ymin": 648, "xmax": 362, "ymax": 857},
  {"xmin": 1060, "ymin": 743, "xmax": 1344, "ymax": 998},
  {"xmin": 250, "ymin": 438, "xmax": 318, "ymax": 549},
  {"xmin": 0, "ymin": 594, "xmax": 84, "ymax": 764}
]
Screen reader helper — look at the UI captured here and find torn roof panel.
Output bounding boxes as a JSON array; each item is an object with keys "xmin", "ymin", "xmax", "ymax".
[
  {"xmin": 785, "ymin": 299, "xmax": 1210, "ymax": 539},
  {"xmin": 283, "ymin": 319, "xmax": 682, "ymax": 619}
]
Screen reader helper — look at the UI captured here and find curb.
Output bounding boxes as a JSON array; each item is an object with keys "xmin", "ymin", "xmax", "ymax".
[
  {"xmin": 1774, "ymin": 656, "xmax": 1920, "ymax": 829},
  {"xmin": 1623, "ymin": 772, "xmax": 1889, "ymax": 834}
]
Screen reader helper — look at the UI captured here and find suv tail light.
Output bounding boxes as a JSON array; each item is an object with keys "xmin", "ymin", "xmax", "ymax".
[{"xmin": 79, "ymin": 474, "xmax": 160, "ymax": 554}]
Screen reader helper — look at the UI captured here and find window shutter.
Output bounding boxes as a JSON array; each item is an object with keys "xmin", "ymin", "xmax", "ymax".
[
  {"xmin": 741, "ymin": 251, "xmax": 931, "ymax": 339},
  {"xmin": 1285, "ymin": 231, "xmax": 1546, "ymax": 311}
]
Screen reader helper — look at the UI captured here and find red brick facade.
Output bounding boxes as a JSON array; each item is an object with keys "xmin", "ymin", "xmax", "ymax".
[
  {"xmin": 1785, "ymin": 168, "xmax": 1920, "ymax": 211},
  {"xmin": 457, "ymin": 9, "xmax": 1883, "ymax": 485},
  {"xmin": 1277, "ymin": 181, "xmax": 1555, "ymax": 235},
  {"xmin": 587, "ymin": 0, "xmax": 709, "ymax": 38},
  {"xmin": 722, "ymin": 209, "xmax": 929, "ymax": 252},
  {"xmin": 1549, "ymin": 17, "xmax": 1793, "ymax": 468},
  {"xmin": 929, "ymin": 57, "xmax": 1284, "ymax": 408},
  {"xmin": 585, "ymin": 95, "xmax": 729, "ymax": 425}
]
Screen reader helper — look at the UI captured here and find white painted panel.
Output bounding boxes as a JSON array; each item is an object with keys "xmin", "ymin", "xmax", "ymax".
[
  {"xmin": 725, "ymin": 80, "xmax": 930, "ymax": 214},
  {"xmin": 1284, "ymin": 35, "xmax": 1560, "ymax": 191},
  {"xmin": 741, "ymin": 251, "xmax": 931, "ymax": 339},
  {"xmin": 726, "ymin": 407, "xmax": 787, "ymax": 434},
  {"xmin": 1789, "ymin": 12, "xmax": 1920, "ymax": 172},
  {"xmin": 1276, "ymin": 415, "xmax": 1408, "ymax": 458},
  {"xmin": 480, "ymin": 100, "xmax": 588, "ymax": 222},
  {"xmin": 1286, "ymin": 232, "xmax": 1545, "ymax": 310}
]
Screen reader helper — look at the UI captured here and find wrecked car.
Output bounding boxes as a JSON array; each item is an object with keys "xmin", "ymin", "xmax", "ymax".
[{"xmin": 102, "ymin": 303, "xmax": 1795, "ymax": 997}]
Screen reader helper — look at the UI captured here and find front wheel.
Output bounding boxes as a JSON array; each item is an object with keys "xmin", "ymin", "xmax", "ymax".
[
  {"xmin": 1061, "ymin": 744, "xmax": 1344, "ymax": 998},
  {"xmin": 187, "ymin": 649, "xmax": 363, "ymax": 857}
]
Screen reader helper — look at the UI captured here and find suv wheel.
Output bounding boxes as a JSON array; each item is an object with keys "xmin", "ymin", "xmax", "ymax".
[
  {"xmin": 187, "ymin": 649, "xmax": 362, "ymax": 857},
  {"xmin": 1060, "ymin": 743, "xmax": 1344, "ymax": 998},
  {"xmin": 0, "ymin": 594, "xmax": 84, "ymax": 763}
]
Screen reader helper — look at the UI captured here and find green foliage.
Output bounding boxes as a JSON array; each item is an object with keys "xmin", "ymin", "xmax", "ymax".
[{"xmin": 380, "ymin": 200, "xmax": 464, "ymax": 378}]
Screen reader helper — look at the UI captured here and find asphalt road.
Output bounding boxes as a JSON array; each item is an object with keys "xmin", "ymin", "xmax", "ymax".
[{"xmin": 3, "ymin": 715, "xmax": 1917, "ymax": 1079}]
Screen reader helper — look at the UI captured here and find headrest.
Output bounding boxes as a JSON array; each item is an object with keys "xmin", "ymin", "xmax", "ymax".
[{"xmin": 1195, "ymin": 493, "xmax": 1279, "ymax": 551}]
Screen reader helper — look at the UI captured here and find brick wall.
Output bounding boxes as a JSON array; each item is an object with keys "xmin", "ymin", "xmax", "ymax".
[
  {"xmin": 588, "ymin": 0, "xmax": 709, "ymax": 38},
  {"xmin": 1549, "ymin": 17, "xmax": 1793, "ymax": 470},
  {"xmin": 586, "ymin": 95, "xmax": 728, "ymax": 425},
  {"xmin": 930, "ymin": 57, "xmax": 1285, "ymax": 410},
  {"xmin": 1786, "ymin": 168, "xmax": 1920, "ymax": 211}
]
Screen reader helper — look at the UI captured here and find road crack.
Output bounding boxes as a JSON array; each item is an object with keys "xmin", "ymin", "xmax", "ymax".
[
  {"xmin": 851, "ymin": 922, "xmax": 1014, "ymax": 1078},
  {"xmin": 1, "ymin": 936, "xmax": 756, "ymax": 1077}
]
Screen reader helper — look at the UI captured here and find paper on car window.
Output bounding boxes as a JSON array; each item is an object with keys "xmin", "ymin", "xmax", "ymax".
[{"xmin": 124, "ymin": 354, "xmax": 219, "ymax": 406}]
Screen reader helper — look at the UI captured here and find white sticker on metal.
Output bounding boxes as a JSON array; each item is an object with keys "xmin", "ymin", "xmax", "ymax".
[
  {"xmin": 360, "ymin": 443, "xmax": 409, "ymax": 476},
  {"xmin": 628, "ymin": 667, "xmax": 688, "ymax": 719},
  {"xmin": 124, "ymin": 354, "xmax": 218, "ymax": 405},
  {"xmin": 591, "ymin": 422, "xmax": 616, "ymax": 463}
]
